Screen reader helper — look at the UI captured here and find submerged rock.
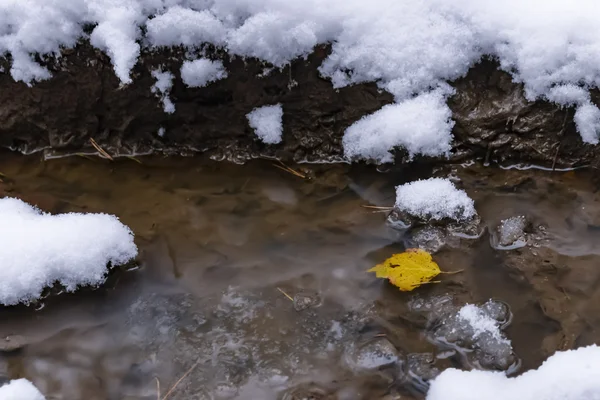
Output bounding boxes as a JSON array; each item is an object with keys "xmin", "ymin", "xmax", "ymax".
[
  {"xmin": 409, "ymin": 297, "xmax": 518, "ymax": 372},
  {"xmin": 493, "ymin": 216, "xmax": 528, "ymax": 249},
  {"xmin": 343, "ymin": 337, "xmax": 401, "ymax": 372}
]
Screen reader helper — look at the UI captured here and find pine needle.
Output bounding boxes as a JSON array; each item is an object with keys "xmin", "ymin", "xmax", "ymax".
[
  {"xmin": 277, "ymin": 287, "xmax": 294, "ymax": 302},
  {"xmin": 361, "ymin": 205, "xmax": 393, "ymax": 210},
  {"xmin": 162, "ymin": 360, "xmax": 200, "ymax": 400},
  {"xmin": 155, "ymin": 377, "xmax": 160, "ymax": 400},
  {"xmin": 127, "ymin": 156, "xmax": 142, "ymax": 164},
  {"xmin": 273, "ymin": 161, "xmax": 306, "ymax": 179},
  {"xmin": 89, "ymin": 138, "xmax": 114, "ymax": 161},
  {"xmin": 439, "ymin": 269, "xmax": 464, "ymax": 275},
  {"xmin": 76, "ymin": 153, "xmax": 95, "ymax": 161}
]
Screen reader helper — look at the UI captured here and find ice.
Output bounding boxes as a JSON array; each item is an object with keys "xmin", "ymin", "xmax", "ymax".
[
  {"xmin": 0, "ymin": 379, "xmax": 45, "ymax": 400},
  {"xmin": 394, "ymin": 178, "xmax": 476, "ymax": 222},
  {"xmin": 0, "ymin": 197, "xmax": 137, "ymax": 305},
  {"xmin": 246, "ymin": 104, "xmax": 283, "ymax": 144},
  {"xmin": 151, "ymin": 68, "xmax": 175, "ymax": 113},
  {"xmin": 427, "ymin": 345, "xmax": 600, "ymax": 400},
  {"xmin": 180, "ymin": 58, "xmax": 228, "ymax": 88}
]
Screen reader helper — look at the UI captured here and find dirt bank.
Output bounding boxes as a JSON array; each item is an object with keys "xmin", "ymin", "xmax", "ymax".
[{"xmin": 1, "ymin": 46, "xmax": 598, "ymax": 167}]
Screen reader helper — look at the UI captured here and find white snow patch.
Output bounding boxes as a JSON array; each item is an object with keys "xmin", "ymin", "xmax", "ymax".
[
  {"xmin": 157, "ymin": 127, "xmax": 165, "ymax": 137},
  {"xmin": 246, "ymin": 104, "xmax": 283, "ymax": 144},
  {"xmin": 343, "ymin": 90, "xmax": 454, "ymax": 163},
  {"xmin": 180, "ymin": 58, "xmax": 227, "ymax": 88},
  {"xmin": 151, "ymin": 69, "xmax": 175, "ymax": 113},
  {"xmin": 427, "ymin": 345, "xmax": 600, "ymax": 400},
  {"xmin": 395, "ymin": 178, "xmax": 476, "ymax": 221},
  {"xmin": 574, "ymin": 103, "xmax": 600, "ymax": 145},
  {"xmin": 458, "ymin": 304, "xmax": 508, "ymax": 344},
  {"xmin": 0, "ymin": 379, "xmax": 45, "ymax": 400},
  {"xmin": 0, "ymin": 197, "xmax": 137, "ymax": 305}
]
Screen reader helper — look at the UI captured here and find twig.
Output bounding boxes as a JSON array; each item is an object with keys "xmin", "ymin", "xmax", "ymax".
[
  {"xmin": 552, "ymin": 144, "xmax": 561, "ymax": 171},
  {"xmin": 361, "ymin": 205, "xmax": 393, "ymax": 210},
  {"xmin": 277, "ymin": 287, "xmax": 294, "ymax": 302},
  {"xmin": 155, "ymin": 377, "xmax": 160, "ymax": 400},
  {"xmin": 273, "ymin": 161, "xmax": 306, "ymax": 179},
  {"xmin": 76, "ymin": 153, "xmax": 95, "ymax": 161},
  {"xmin": 127, "ymin": 156, "xmax": 142, "ymax": 164},
  {"xmin": 89, "ymin": 138, "xmax": 114, "ymax": 161},
  {"xmin": 439, "ymin": 269, "xmax": 464, "ymax": 275},
  {"xmin": 162, "ymin": 360, "xmax": 200, "ymax": 400}
]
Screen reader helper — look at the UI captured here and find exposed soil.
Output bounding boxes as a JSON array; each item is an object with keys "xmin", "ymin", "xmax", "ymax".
[{"xmin": 1, "ymin": 47, "xmax": 599, "ymax": 168}]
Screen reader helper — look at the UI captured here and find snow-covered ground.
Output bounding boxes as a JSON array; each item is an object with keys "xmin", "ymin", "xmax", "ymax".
[
  {"xmin": 2, "ymin": 0, "xmax": 600, "ymax": 161},
  {"xmin": 247, "ymin": 104, "xmax": 284, "ymax": 144},
  {"xmin": 0, "ymin": 379, "xmax": 45, "ymax": 400},
  {"xmin": 0, "ymin": 198, "xmax": 137, "ymax": 305},
  {"xmin": 427, "ymin": 345, "xmax": 600, "ymax": 400}
]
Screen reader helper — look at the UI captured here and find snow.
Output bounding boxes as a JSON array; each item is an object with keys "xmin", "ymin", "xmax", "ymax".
[
  {"xmin": 427, "ymin": 345, "xmax": 600, "ymax": 400},
  {"xmin": 395, "ymin": 178, "xmax": 476, "ymax": 221},
  {"xmin": 180, "ymin": 58, "xmax": 227, "ymax": 88},
  {"xmin": 343, "ymin": 89, "xmax": 454, "ymax": 163},
  {"xmin": 3, "ymin": 0, "xmax": 600, "ymax": 145},
  {"xmin": 246, "ymin": 104, "xmax": 283, "ymax": 144},
  {"xmin": 458, "ymin": 304, "xmax": 509, "ymax": 344},
  {"xmin": 151, "ymin": 68, "xmax": 175, "ymax": 113},
  {"xmin": 0, "ymin": 379, "xmax": 45, "ymax": 400},
  {"xmin": 0, "ymin": 197, "xmax": 138, "ymax": 306}
]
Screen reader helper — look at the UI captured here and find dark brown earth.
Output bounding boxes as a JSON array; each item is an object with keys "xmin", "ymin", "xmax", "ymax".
[{"xmin": 1, "ymin": 46, "xmax": 599, "ymax": 167}]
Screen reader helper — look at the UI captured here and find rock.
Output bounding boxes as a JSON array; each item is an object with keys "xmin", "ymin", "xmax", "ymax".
[
  {"xmin": 343, "ymin": 337, "xmax": 401, "ymax": 372},
  {"xmin": 494, "ymin": 216, "xmax": 528, "ymax": 249},
  {"xmin": 293, "ymin": 291, "xmax": 322, "ymax": 312},
  {"xmin": 409, "ymin": 297, "xmax": 518, "ymax": 372}
]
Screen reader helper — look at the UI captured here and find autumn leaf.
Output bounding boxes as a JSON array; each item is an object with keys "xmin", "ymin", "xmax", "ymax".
[{"xmin": 367, "ymin": 249, "xmax": 443, "ymax": 291}]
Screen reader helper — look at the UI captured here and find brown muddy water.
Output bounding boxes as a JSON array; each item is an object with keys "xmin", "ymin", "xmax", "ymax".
[{"xmin": 0, "ymin": 152, "xmax": 599, "ymax": 400}]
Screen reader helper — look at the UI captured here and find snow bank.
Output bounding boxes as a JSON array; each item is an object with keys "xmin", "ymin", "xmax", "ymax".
[
  {"xmin": 0, "ymin": 198, "xmax": 137, "ymax": 306},
  {"xmin": 3, "ymin": 0, "xmax": 600, "ymax": 147},
  {"xmin": 151, "ymin": 68, "xmax": 175, "ymax": 113},
  {"xmin": 427, "ymin": 345, "xmax": 600, "ymax": 400},
  {"xmin": 395, "ymin": 178, "xmax": 476, "ymax": 221},
  {"xmin": 180, "ymin": 58, "xmax": 227, "ymax": 88},
  {"xmin": 0, "ymin": 379, "xmax": 45, "ymax": 400},
  {"xmin": 247, "ymin": 104, "xmax": 284, "ymax": 144}
]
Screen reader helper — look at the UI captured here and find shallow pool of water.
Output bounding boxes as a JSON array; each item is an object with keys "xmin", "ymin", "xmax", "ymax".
[{"xmin": 0, "ymin": 153, "xmax": 599, "ymax": 399}]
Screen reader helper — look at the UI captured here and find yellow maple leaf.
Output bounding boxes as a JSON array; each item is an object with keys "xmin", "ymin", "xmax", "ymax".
[{"xmin": 367, "ymin": 249, "xmax": 443, "ymax": 291}]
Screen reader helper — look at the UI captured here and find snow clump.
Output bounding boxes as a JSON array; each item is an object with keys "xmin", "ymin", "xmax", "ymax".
[
  {"xmin": 427, "ymin": 345, "xmax": 600, "ymax": 400},
  {"xmin": 246, "ymin": 104, "xmax": 284, "ymax": 144},
  {"xmin": 395, "ymin": 178, "xmax": 476, "ymax": 222},
  {"xmin": 180, "ymin": 58, "xmax": 227, "ymax": 88},
  {"xmin": 0, "ymin": 197, "xmax": 138, "ymax": 306},
  {"xmin": 0, "ymin": 379, "xmax": 45, "ymax": 400}
]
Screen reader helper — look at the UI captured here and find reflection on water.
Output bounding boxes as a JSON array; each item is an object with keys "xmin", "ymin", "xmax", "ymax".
[{"xmin": 0, "ymin": 153, "xmax": 599, "ymax": 399}]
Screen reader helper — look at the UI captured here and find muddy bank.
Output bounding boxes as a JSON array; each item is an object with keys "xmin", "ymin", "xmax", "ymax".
[{"xmin": 1, "ymin": 46, "xmax": 598, "ymax": 166}]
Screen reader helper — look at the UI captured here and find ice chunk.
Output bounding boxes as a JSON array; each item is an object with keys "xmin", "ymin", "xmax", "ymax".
[
  {"xmin": 151, "ymin": 68, "xmax": 175, "ymax": 113},
  {"xmin": 246, "ymin": 104, "xmax": 283, "ymax": 144},
  {"xmin": 0, "ymin": 379, "xmax": 45, "ymax": 400},
  {"xmin": 343, "ymin": 90, "xmax": 454, "ymax": 163},
  {"xmin": 180, "ymin": 58, "xmax": 228, "ymax": 88},
  {"xmin": 427, "ymin": 345, "xmax": 600, "ymax": 400},
  {"xmin": 395, "ymin": 178, "xmax": 476, "ymax": 222},
  {"xmin": 0, "ymin": 197, "xmax": 137, "ymax": 305}
]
